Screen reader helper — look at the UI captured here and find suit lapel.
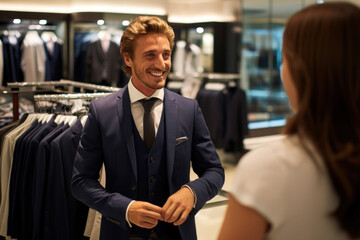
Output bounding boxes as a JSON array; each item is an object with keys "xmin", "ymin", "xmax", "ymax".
[
  {"xmin": 164, "ymin": 89, "xmax": 178, "ymax": 183},
  {"xmin": 116, "ymin": 87, "xmax": 138, "ymax": 181}
]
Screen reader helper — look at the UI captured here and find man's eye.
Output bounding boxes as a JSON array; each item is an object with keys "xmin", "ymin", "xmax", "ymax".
[{"xmin": 146, "ymin": 53, "xmax": 155, "ymax": 58}]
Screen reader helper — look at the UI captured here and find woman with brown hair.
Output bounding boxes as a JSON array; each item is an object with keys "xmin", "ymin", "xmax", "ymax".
[{"xmin": 218, "ymin": 2, "xmax": 360, "ymax": 240}]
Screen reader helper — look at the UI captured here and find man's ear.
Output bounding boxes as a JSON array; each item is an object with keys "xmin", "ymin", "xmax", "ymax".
[{"xmin": 123, "ymin": 53, "xmax": 132, "ymax": 68}]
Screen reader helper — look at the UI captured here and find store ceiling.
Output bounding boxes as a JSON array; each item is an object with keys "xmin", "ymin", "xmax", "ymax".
[
  {"xmin": 1, "ymin": 0, "xmax": 359, "ymax": 23},
  {"xmin": 167, "ymin": 0, "xmax": 242, "ymax": 23}
]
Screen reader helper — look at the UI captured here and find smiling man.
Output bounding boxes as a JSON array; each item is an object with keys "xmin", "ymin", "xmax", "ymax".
[{"xmin": 72, "ymin": 16, "xmax": 224, "ymax": 240}]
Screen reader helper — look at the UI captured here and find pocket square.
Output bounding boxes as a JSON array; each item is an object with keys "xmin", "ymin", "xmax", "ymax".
[{"xmin": 176, "ymin": 136, "xmax": 188, "ymax": 145}]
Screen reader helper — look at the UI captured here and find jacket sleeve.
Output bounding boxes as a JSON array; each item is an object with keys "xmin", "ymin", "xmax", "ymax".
[
  {"xmin": 186, "ymin": 100, "xmax": 225, "ymax": 213},
  {"xmin": 71, "ymin": 101, "xmax": 132, "ymax": 230}
]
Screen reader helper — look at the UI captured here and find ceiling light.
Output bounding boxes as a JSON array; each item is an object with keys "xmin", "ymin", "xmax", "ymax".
[
  {"xmin": 13, "ymin": 19, "xmax": 21, "ymax": 24},
  {"xmin": 39, "ymin": 19, "xmax": 47, "ymax": 25},
  {"xmin": 97, "ymin": 19, "xmax": 105, "ymax": 25},
  {"xmin": 196, "ymin": 27, "xmax": 205, "ymax": 34}
]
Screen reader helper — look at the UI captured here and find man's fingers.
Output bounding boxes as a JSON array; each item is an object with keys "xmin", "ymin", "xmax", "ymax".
[
  {"xmin": 173, "ymin": 208, "xmax": 191, "ymax": 226},
  {"xmin": 128, "ymin": 201, "xmax": 163, "ymax": 228},
  {"xmin": 144, "ymin": 203, "xmax": 163, "ymax": 215},
  {"xmin": 165, "ymin": 204, "xmax": 189, "ymax": 223},
  {"xmin": 143, "ymin": 210, "xmax": 162, "ymax": 221},
  {"xmin": 162, "ymin": 200, "xmax": 177, "ymax": 222},
  {"xmin": 161, "ymin": 187, "xmax": 195, "ymax": 225},
  {"xmin": 141, "ymin": 217, "xmax": 159, "ymax": 229},
  {"xmin": 144, "ymin": 203, "xmax": 163, "ymax": 221}
]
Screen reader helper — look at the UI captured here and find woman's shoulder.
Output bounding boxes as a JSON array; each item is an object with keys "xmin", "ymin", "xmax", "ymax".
[{"xmin": 240, "ymin": 134, "xmax": 316, "ymax": 170}]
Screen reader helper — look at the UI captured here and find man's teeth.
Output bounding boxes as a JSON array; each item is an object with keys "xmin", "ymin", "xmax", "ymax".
[{"xmin": 150, "ymin": 72, "xmax": 163, "ymax": 76}]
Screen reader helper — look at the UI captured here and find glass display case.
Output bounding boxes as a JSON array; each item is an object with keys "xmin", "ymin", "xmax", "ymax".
[{"xmin": 241, "ymin": 0, "xmax": 303, "ymax": 132}]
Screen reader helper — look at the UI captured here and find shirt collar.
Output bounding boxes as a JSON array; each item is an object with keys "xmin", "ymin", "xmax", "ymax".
[{"xmin": 128, "ymin": 78, "xmax": 164, "ymax": 104}]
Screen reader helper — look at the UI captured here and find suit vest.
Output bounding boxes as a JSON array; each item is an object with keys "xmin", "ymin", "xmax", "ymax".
[{"xmin": 130, "ymin": 111, "xmax": 180, "ymax": 239}]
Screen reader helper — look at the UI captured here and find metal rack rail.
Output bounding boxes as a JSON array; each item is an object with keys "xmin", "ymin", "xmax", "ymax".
[{"xmin": 1, "ymin": 79, "xmax": 120, "ymax": 121}]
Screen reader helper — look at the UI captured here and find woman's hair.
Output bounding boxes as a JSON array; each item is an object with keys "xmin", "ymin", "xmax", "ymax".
[
  {"xmin": 282, "ymin": 2, "xmax": 360, "ymax": 237},
  {"xmin": 120, "ymin": 16, "xmax": 175, "ymax": 77}
]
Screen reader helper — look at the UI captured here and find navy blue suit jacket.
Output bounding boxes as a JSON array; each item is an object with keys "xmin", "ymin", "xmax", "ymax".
[
  {"xmin": 43, "ymin": 120, "xmax": 88, "ymax": 240},
  {"xmin": 21, "ymin": 119, "xmax": 58, "ymax": 238},
  {"xmin": 72, "ymin": 87, "xmax": 225, "ymax": 240},
  {"xmin": 43, "ymin": 41, "xmax": 63, "ymax": 81},
  {"xmin": 32, "ymin": 122, "xmax": 69, "ymax": 239}
]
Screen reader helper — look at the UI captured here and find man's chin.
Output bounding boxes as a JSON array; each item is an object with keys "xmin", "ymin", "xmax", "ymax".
[
  {"xmin": 154, "ymin": 82, "xmax": 166, "ymax": 89},
  {"xmin": 153, "ymin": 78, "xmax": 166, "ymax": 88}
]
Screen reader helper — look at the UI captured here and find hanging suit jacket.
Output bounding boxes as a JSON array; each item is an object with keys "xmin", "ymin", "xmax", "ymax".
[
  {"xmin": 71, "ymin": 86, "xmax": 225, "ymax": 240},
  {"xmin": 41, "ymin": 119, "xmax": 88, "ymax": 240},
  {"xmin": 43, "ymin": 40, "xmax": 63, "ymax": 81},
  {"xmin": 85, "ymin": 40, "xmax": 121, "ymax": 87},
  {"xmin": 32, "ymin": 122, "xmax": 69, "ymax": 239},
  {"xmin": 21, "ymin": 119, "xmax": 58, "ymax": 239},
  {"xmin": 0, "ymin": 34, "xmax": 21, "ymax": 86}
]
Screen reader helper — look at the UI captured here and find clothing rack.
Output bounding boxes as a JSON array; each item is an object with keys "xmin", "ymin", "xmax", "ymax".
[
  {"xmin": 33, "ymin": 93, "xmax": 111, "ymax": 115},
  {"xmin": 168, "ymin": 72, "xmax": 241, "ymax": 81},
  {"xmin": 1, "ymin": 80, "xmax": 120, "ymax": 121},
  {"xmin": 0, "ymin": 24, "xmax": 57, "ymax": 32},
  {"xmin": 33, "ymin": 92, "xmax": 112, "ymax": 102},
  {"xmin": 5, "ymin": 79, "xmax": 120, "ymax": 93},
  {"xmin": 168, "ymin": 73, "xmax": 241, "ymax": 90}
]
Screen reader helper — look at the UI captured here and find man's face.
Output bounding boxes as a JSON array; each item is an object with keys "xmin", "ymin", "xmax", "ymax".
[{"xmin": 124, "ymin": 33, "xmax": 171, "ymax": 96}]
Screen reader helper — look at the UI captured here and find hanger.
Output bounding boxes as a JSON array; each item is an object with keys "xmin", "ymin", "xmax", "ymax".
[
  {"xmin": 67, "ymin": 116, "xmax": 78, "ymax": 126},
  {"xmin": 41, "ymin": 31, "xmax": 58, "ymax": 42},
  {"xmin": 80, "ymin": 115, "xmax": 88, "ymax": 127}
]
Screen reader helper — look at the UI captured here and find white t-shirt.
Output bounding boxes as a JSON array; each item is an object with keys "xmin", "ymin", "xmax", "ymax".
[{"xmin": 230, "ymin": 135, "xmax": 351, "ymax": 240}]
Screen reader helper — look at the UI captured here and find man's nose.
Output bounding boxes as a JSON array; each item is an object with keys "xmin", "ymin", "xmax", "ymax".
[{"xmin": 154, "ymin": 55, "xmax": 167, "ymax": 69}]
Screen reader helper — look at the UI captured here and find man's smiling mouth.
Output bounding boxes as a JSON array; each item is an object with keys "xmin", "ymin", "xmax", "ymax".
[{"xmin": 149, "ymin": 71, "xmax": 164, "ymax": 77}]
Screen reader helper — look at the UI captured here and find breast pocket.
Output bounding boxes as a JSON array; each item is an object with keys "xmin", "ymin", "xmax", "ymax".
[{"xmin": 175, "ymin": 136, "xmax": 188, "ymax": 146}]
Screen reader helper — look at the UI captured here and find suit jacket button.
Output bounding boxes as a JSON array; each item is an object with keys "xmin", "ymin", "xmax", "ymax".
[
  {"xmin": 149, "ymin": 157, "xmax": 155, "ymax": 163},
  {"xmin": 131, "ymin": 185, "xmax": 136, "ymax": 191},
  {"xmin": 150, "ymin": 175, "xmax": 156, "ymax": 182}
]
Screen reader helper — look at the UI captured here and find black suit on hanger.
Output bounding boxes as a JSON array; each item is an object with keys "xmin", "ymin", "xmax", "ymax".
[
  {"xmin": 196, "ymin": 89, "xmax": 226, "ymax": 148},
  {"xmin": 85, "ymin": 40, "xmax": 121, "ymax": 87},
  {"xmin": 0, "ymin": 34, "xmax": 21, "ymax": 86},
  {"xmin": 43, "ymin": 41, "xmax": 63, "ymax": 81},
  {"xmin": 20, "ymin": 119, "xmax": 58, "ymax": 239},
  {"xmin": 32, "ymin": 122, "xmax": 69, "ymax": 240},
  {"xmin": 224, "ymin": 87, "xmax": 248, "ymax": 152},
  {"xmin": 43, "ymin": 120, "xmax": 88, "ymax": 240}
]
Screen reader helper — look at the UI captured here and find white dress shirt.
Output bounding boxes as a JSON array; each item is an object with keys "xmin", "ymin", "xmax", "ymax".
[{"xmin": 128, "ymin": 79, "xmax": 164, "ymax": 140}]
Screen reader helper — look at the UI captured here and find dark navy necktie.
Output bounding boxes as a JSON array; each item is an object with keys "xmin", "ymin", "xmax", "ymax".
[{"xmin": 141, "ymin": 98, "xmax": 157, "ymax": 149}]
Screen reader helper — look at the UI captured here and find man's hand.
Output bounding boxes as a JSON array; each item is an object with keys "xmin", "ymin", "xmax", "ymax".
[
  {"xmin": 128, "ymin": 201, "xmax": 163, "ymax": 229},
  {"xmin": 161, "ymin": 187, "xmax": 195, "ymax": 226}
]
